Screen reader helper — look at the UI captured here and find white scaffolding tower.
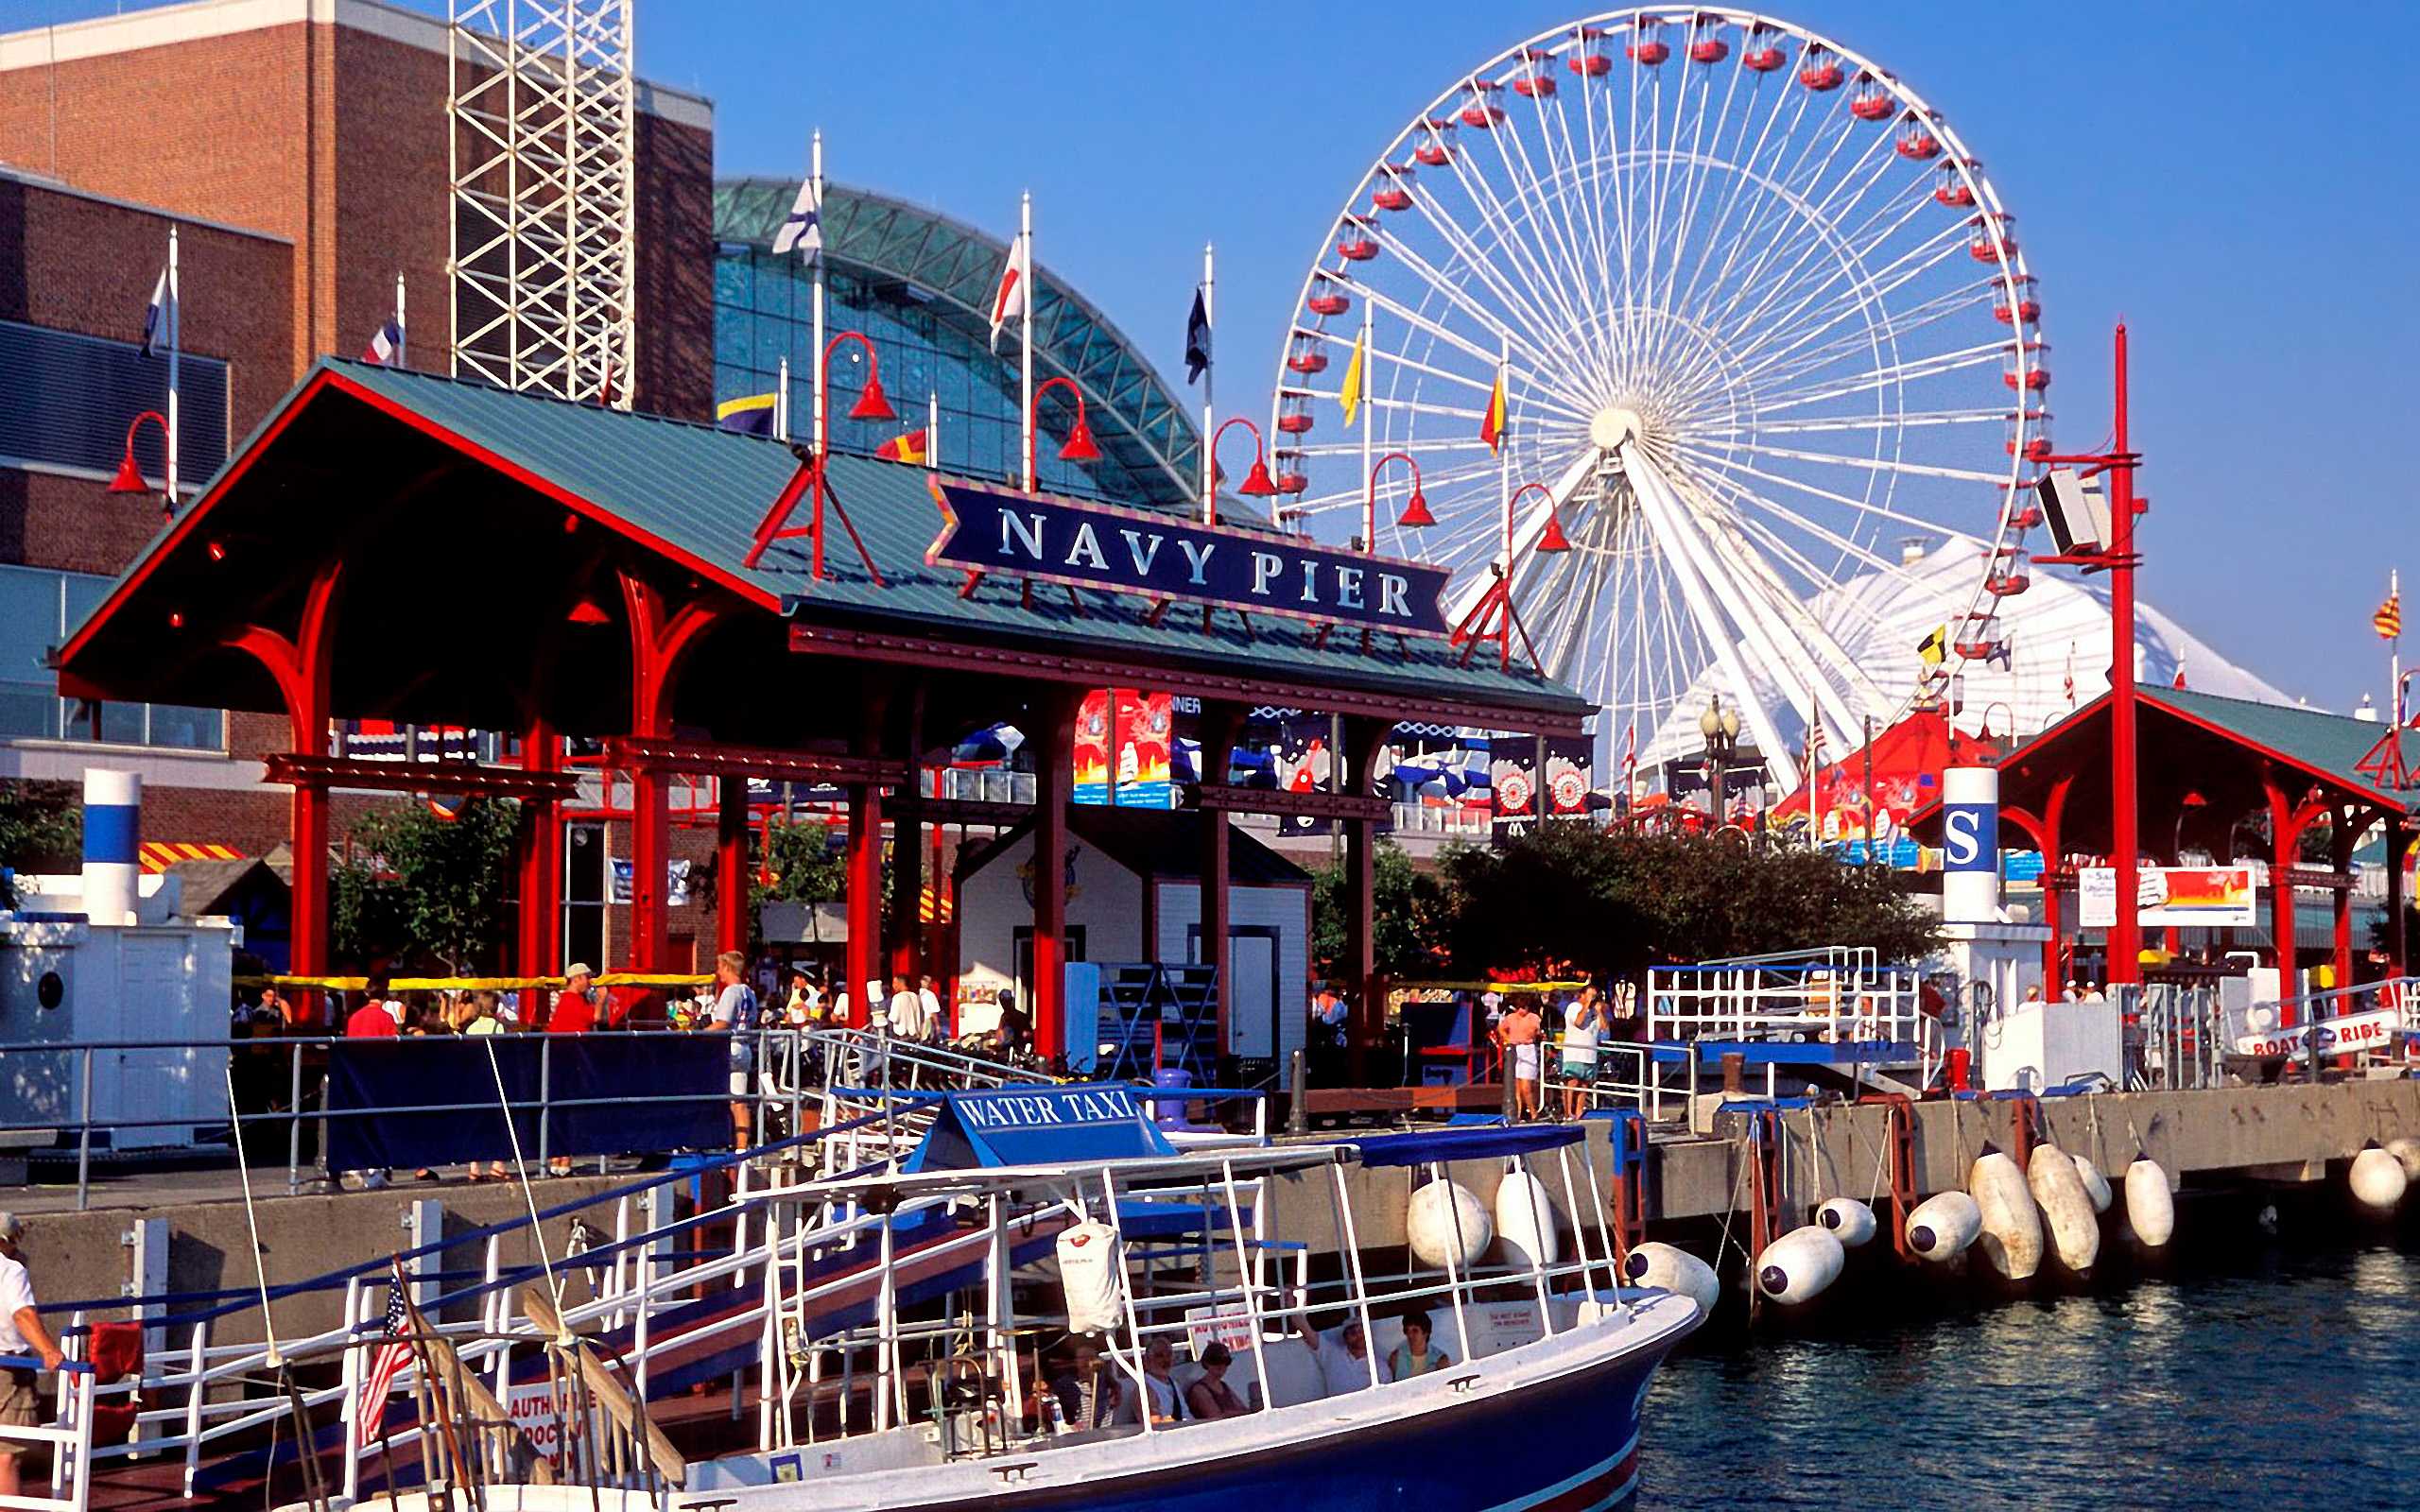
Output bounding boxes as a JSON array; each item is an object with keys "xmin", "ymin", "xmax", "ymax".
[{"xmin": 447, "ymin": 0, "xmax": 636, "ymax": 406}]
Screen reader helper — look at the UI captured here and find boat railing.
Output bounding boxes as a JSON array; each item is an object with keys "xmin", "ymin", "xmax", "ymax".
[
  {"xmin": 1644, "ymin": 954, "xmax": 1943, "ymax": 1098},
  {"xmin": 2240, "ymin": 975, "xmax": 2420, "ymax": 1083},
  {"xmin": 0, "ymin": 1353, "xmax": 94, "ymax": 1512}
]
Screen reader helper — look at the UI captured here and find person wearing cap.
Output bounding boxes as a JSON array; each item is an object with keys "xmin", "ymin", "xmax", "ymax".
[{"xmin": 0, "ymin": 1212, "xmax": 64, "ymax": 1504}]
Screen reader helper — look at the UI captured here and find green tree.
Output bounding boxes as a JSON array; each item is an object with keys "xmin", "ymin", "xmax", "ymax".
[
  {"xmin": 0, "ymin": 780, "xmax": 80, "ymax": 906},
  {"xmin": 1437, "ymin": 826, "xmax": 1939, "ymax": 982},
  {"xmin": 752, "ymin": 820, "xmax": 845, "ymax": 908},
  {"xmin": 1308, "ymin": 838, "xmax": 1453, "ymax": 981},
  {"xmin": 331, "ymin": 798, "xmax": 519, "ymax": 974}
]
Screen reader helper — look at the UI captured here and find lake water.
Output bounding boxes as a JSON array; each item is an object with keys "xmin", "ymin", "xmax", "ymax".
[{"xmin": 1635, "ymin": 1214, "xmax": 2419, "ymax": 1509}]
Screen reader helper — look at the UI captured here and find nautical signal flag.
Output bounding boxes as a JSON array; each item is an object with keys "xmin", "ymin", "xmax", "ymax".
[
  {"xmin": 1339, "ymin": 328, "xmax": 1366, "ymax": 425},
  {"xmin": 141, "ymin": 266, "xmax": 175, "ymax": 357},
  {"xmin": 2377, "ymin": 592, "xmax": 2402, "ymax": 640},
  {"xmin": 1916, "ymin": 624, "xmax": 1947, "ymax": 667},
  {"xmin": 874, "ymin": 426, "xmax": 929, "ymax": 465},
  {"xmin": 716, "ymin": 392, "xmax": 779, "ymax": 437},
  {"xmin": 989, "ymin": 232, "xmax": 1028, "ymax": 352},
  {"xmin": 363, "ymin": 318, "xmax": 404, "ymax": 366},
  {"xmin": 1479, "ymin": 369, "xmax": 1506, "ymax": 452},
  {"xmin": 772, "ymin": 175, "xmax": 822, "ymax": 261},
  {"xmin": 1184, "ymin": 287, "xmax": 1212, "ymax": 386}
]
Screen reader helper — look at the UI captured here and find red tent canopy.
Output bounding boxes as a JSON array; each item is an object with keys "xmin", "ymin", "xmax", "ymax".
[{"xmin": 1771, "ymin": 706, "xmax": 1998, "ymax": 841}]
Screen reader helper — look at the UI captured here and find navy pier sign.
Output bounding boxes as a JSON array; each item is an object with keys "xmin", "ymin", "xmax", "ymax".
[{"xmin": 926, "ymin": 477, "xmax": 1454, "ymax": 637}]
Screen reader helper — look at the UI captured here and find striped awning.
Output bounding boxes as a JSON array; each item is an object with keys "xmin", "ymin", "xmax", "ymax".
[{"xmin": 139, "ymin": 841, "xmax": 243, "ymax": 874}]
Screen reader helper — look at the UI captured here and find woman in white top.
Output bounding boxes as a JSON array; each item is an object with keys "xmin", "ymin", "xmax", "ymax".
[{"xmin": 1559, "ymin": 985, "xmax": 1601, "ymax": 1120}]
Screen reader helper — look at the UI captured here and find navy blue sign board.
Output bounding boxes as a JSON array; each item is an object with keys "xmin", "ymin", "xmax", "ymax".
[
  {"xmin": 926, "ymin": 476, "xmax": 1455, "ymax": 637},
  {"xmin": 1943, "ymin": 800, "xmax": 1998, "ymax": 873},
  {"xmin": 904, "ymin": 1084, "xmax": 1177, "ymax": 1172}
]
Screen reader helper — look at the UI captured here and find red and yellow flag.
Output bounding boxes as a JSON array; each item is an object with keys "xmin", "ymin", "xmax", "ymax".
[
  {"xmin": 873, "ymin": 426, "xmax": 929, "ymax": 466},
  {"xmin": 1479, "ymin": 369, "xmax": 1506, "ymax": 453},
  {"xmin": 2376, "ymin": 592, "xmax": 2402, "ymax": 641}
]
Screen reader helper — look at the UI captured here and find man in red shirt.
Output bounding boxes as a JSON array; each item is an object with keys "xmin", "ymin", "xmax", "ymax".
[
  {"xmin": 546, "ymin": 964, "xmax": 597, "ymax": 1035},
  {"xmin": 344, "ymin": 975, "xmax": 399, "ymax": 1039}
]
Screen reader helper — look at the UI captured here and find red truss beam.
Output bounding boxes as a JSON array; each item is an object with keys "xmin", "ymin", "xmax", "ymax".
[
  {"xmin": 602, "ymin": 735, "xmax": 907, "ymax": 789},
  {"xmin": 262, "ymin": 752, "xmax": 581, "ymax": 799},
  {"xmin": 1193, "ymin": 782, "xmax": 1391, "ymax": 822}
]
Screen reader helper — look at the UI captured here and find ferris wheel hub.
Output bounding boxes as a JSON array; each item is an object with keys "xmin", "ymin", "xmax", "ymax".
[{"xmin": 1589, "ymin": 404, "xmax": 1648, "ymax": 453}]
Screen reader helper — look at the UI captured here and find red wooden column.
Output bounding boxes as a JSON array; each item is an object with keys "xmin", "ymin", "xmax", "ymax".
[
  {"xmin": 1340, "ymin": 715, "xmax": 1392, "ymax": 1086},
  {"xmin": 2263, "ymin": 768, "xmax": 2303, "ymax": 1024},
  {"xmin": 1196, "ymin": 702, "xmax": 1245, "ymax": 1057},
  {"xmin": 716, "ymin": 775, "xmax": 751, "ymax": 961},
  {"xmin": 2389, "ymin": 821, "xmax": 2415, "ymax": 980},
  {"xmin": 844, "ymin": 685, "xmax": 893, "ymax": 1026},
  {"xmin": 618, "ymin": 574, "xmax": 718, "ymax": 976},
  {"xmin": 1029, "ymin": 691, "xmax": 1080, "ymax": 1064},
  {"xmin": 2330, "ymin": 810, "xmax": 2356, "ymax": 994},
  {"xmin": 518, "ymin": 718, "xmax": 564, "ymax": 985},
  {"xmin": 2037, "ymin": 774, "xmax": 2072, "ymax": 987},
  {"xmin": 890, "ymin": 683, "xmax": 928, "ymax": 979},
  {"xmin": 224, "ymin": 560, "xmax": 342, "ymax": 1024}
]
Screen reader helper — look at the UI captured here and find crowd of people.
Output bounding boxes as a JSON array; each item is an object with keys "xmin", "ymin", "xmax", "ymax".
[
  {"xmin": 1038, "ymin": 1307, "xmax": 1455, "ymax": 1434},
  {"xmin": 1487, "ymin": 982, "xmax": 1643, "ymax": 1122}
]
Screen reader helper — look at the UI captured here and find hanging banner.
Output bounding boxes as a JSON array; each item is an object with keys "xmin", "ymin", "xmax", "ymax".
[
  {"xmin": 609, "ymin": 858, "xmax": 692, "ymax": 907},
  {"xmin": 927, "ymin": 477, "xmax": 1453, "ymax": 635},
  {"xmin": 1074, "ymin": 689, "xmax": 1178, "ymax": 809},
  {"xmin": 2077, "ymin": 865, "xmax": 2256, "ymax": 928},
  {"xmin": 1490, "ymin": 738, "xmax": 1538, "ymax": 830},
  {"xmin": 1544, "ymin": 736, "xmax": 1593, "ymax": 816}
]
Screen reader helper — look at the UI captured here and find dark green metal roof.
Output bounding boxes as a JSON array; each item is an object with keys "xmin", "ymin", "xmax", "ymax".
[
  {"xmin": 199, "ymin": 359, "xmax": 1583, "ymax": 722},
  {"xmin": 715, "ymin": 178, "xmax": 1204, "ymax": 514},
  {"xmin": 2142, "ymin": 685, "xmax": 2406, "ymax": 806}
]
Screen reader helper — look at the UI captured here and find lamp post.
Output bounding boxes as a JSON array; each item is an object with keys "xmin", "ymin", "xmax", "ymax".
[
  {"xmin": 107, "ymin": 410, "xmax": 176, "ymax": 521},
  {"xmin": 2033, "ymin": 323, "xmax": 2145, "ymax": 985},
  {"xmin": 1699, "ymin": 694, "xmax": 1740, "ymax": 824},
  {"xmin": 810, "ymin": 331, "xmax": 896, "ymax": 579},
  {"xmin": 1026, "ymin": 374, "xmax": 1102, "ymax": 492},
  {"xmin": 1508, "ymin": 481, "xmax": 1572, "ymax": 555},
  {"xmin": 1204, "ymin": 416, "xmax": 1277, "ymax": 526},
  {"xmin": 1363, "ymin": 450, "xmax": 1428, "ymax": 551}
]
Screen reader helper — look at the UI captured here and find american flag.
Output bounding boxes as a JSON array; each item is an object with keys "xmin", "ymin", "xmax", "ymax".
[{"xmin": 355, "ymin": 1283, "xmax": 413, "ymax": 1447}]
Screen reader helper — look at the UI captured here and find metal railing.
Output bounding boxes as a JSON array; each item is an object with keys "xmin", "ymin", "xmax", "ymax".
[
  {"xmin": 0, "ymin": 1354, "xmax": 93, "ymax": 1512},
  {"xmin": 2130, "ymin": 982, "xmax": 2228, "ymax": 1091},
  {"xmin": 0, "ymin": 1029, "xmax": 823, "ymax": 1210},
  {"xmin": 1644, "ymin": 947, "xmax": 1943, "ymax": 1096},
  {"xmin": 2243, "ymin": 976, "xmax": 2419, "ymax": 1084}
]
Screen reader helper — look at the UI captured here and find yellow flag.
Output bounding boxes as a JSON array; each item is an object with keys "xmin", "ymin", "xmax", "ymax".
[
  {"xmin": 1339, "ymin": 329, "xmax": 1365, "ymax": 425},
  {"xmin": 1916, "ymin": 624, "xmax": 1946, "ymax": 667},
  {"xmin": 1479, "ymin": 369, "xmax": 1506, "ymax": 453}
]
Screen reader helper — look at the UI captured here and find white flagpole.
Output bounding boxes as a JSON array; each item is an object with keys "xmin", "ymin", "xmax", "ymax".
[
  {"xmin": 776, "ymin": 355, "xmax": 791, "ymax": 443},
  {"xmin": 166, "ymin": 225, "xmax": 181, "ymax": 506},
  {"xmin": 1201, "ymin": 241, "xmax": 1215, "ymax": 523},
  {"xmin": 926, "ymin": 390, "xmax": 939, "ymax": 471},
  {"xmin": 810, "ymin": 131, "xmax": 826, "ymax": 455},
  {"xmin": 394, "ymin": 270, "xmax": 406, "ymax": 368},
  {"xmin": 1360, "ymin": 299, "xmax": 1374, "ymax": 548},
  {"xmin": 1020, "ymin": 192, "xmax": 1035, "ymax": 491},
  {"xmin": 2394, "ymin": 567, "xmax": 2404, "ymax": 725},
  {"xmin": 1495, "ymin": 332, "xmax": 1510, "ymax": 573}
]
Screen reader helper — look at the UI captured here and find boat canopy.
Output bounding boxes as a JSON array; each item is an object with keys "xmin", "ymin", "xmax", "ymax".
[{"xmin": 1351, "ymin": 1123, "xmax": 1588, "ymax": 1167}]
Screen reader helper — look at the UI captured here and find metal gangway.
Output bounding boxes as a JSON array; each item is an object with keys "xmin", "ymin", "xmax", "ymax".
[
  {"xmin": 1619, "ymin": 947, "xmax": 1945, "ymax": 1119},
  {"xmin": 786, "ymin": 1028, "xmax": 1057, "ymax": 1168}
]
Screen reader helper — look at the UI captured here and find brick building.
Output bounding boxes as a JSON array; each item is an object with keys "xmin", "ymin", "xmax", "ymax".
[{"xmin": 0, "ymin": 0, "xmax": 718, "ymax": 970}]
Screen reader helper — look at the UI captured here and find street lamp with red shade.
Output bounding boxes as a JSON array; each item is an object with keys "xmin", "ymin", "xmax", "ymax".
[
  {"xmin": 1202, "ymin": 416, "xmax": 1277, "ymax": 526},
  {"xmin": 1365, "ymin": 450, "xmax": 1431, "ymax": 550},
  {"xmin": 1027, "ymin": 374, "xmax": 1104, "ymax": 492},
  {"xmin": 108, "ymin": 410, "xmax": 176, "ymax": 521}
]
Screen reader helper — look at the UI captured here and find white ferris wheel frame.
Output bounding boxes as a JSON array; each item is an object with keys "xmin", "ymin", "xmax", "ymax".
[{"xmin": 1267, "ymin": 8, "xmax": 2048, "ymax": 793}]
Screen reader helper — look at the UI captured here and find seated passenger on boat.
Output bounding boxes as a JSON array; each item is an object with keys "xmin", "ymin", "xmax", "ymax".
[
  {"xmin": 1301, "ymin": 1315, "xmax": 1385, "ymax": 1393},
  {"xmin": 1386, "ymin": 1311, "xmax": 1452, "ymax": 1380},
  {"xmin": 1138, "ymin": 1339, "xmax": 1191, "ymax": 1425},
  {"xmin": 1185, "ymin": 1341, "xmax": 1250, "ymax": 1419},
  {"xmin": 1048, "ymin": 1336, "xmax": 1124, "ymax": 1431}
]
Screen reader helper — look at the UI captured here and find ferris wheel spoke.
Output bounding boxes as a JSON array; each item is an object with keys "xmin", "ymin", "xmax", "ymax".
[
  {"xmin": 1698, "ymin": 406, "xmax": 2007, "ymax": 438},
  {"xmin": 1750, "ymin": 339, "xmax": 2007, "ymax": 417},
  {"xmin": 1660, "ymin": 71, "xmax": 1821, "ymax": 352},
  {"xmin": 1374, "ymin": 223, "xmax": 1602, "ymax": 415},
  {"xmin": 1667, "ymin": 439, "xmax": 1993, "ymax": 547},
  {"xmin": 1682, "ymin": 105, "xmax": 1878, "ymax": 346},
  {"xmin": 1725, "ymin": 272, "xmax": 1994, "ymax": 400},
  {"xmin": 1493, "ymin": 108, "xmax": 1620, "ymax": 391},
  {"xmin": 1644, "ymin": 56, "xmax": 1753, "ymax": 364},
  {"xmin": 1428, "ymin": 128, "xmax": 1605, "ymax": 369},
  {"xmin": 1547, "ymin": 60, "xmax": 1631, "ymax": 375},
  {"xmin": 1723, "ymin": 209, "xmax": 1971, "ymax": 384},
  {"xmin": 1693, "ymin": 124, "xmax": 1902, "ymax": 355},
  {"xmin": 1697, "ymin": 437, "xmax": 2006, "ymax": 487}
]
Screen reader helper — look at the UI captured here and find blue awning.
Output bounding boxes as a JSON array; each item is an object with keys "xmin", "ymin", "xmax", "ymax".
[
  {"xmin": 1352, "ymin": 1124, "xmax": 1586, "ymax": 1167},
  {"xmin": 903, "ymin": 1085, "xmax": 1177, "ymax": 1171}
]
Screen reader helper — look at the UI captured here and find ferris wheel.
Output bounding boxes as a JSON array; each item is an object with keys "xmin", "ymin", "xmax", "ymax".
[{"xmin": 1268, "ymin": 10, "xmax": 2048, "ymax": 790}]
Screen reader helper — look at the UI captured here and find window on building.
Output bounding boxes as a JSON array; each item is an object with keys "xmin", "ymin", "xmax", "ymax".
[
  {"xmin": 0, "ymin": 319, "xmax": 230, "ymax": 487},
  {"xmin": 0, "ymin": 563, "xmax": 223, "ymax": 750}
]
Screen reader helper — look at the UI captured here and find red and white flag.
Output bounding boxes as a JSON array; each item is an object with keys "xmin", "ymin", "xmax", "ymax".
[
  {"xmin": 988, "ymin": 232, "xmax": 1028, "ymax": 352},
  {"xmin": 354, "ymin": 1282, "xmax": 413, "ymax": 1449}
]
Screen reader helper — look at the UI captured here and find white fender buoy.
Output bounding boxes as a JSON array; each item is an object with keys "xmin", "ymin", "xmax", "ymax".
[
  {"xmin": 2071, "ymin": 1152, "xmax": 2113, "ymax": 1215},
  {"xmin": 2027, "ymin": 1143, "xmax": 2101, "ymax": 1274},
  {"xmin": 1623, "ymin": 1242, "xmax": 1721, "ymax": 1316},
  {"xmin": 2384, "ymin": 1136, "xmax": 2420, "ymax": 1184},
  {"xmin": 2350, "ymin": 1145, "xmax": 2409, "ymax": 1213},
  {"xmin": 1816, "ymin": 1196, "xmax": 1877, "ymax": 1248},
  {"xmin": 1494, "ymin": 1169, "xmax": 1563, "ymax": 1270},
  {"xmin": 1754, "ymin": 1225, "xmax": 1846, "ymax": 1305},
  {"xmin": 1056, "ymin": 1221, "xmax": 1127, "ymax": 1336},
  {"xmin": 2124, "ymin": 1158, "xmax": 2175, "ymax": 1247},
  {"xmin": 1970, "ymin": 1147, "xmax": 2044, "ymax": 1281},
  {"xmin": 1407, "ymin": 1178, "xmax": 1492, "ymax": 1271},
  {"xmin": 1906, "ymin": 1191, "xmax": 1982, "ymax": 1263}
]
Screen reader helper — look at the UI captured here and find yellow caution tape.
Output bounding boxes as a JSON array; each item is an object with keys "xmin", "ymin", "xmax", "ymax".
[
  {"xmin": 233, "ymin": 972, "xmax": 715, "ymax": 991},
  {"xmin": 1389, "ymin": 979, "xmax": 1588, "ymax": 995}
]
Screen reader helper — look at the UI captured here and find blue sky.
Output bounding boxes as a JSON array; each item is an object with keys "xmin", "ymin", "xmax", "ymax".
[{"xmin": 26, "ymin": 2, "xmax": 2414, "ymax": 711}]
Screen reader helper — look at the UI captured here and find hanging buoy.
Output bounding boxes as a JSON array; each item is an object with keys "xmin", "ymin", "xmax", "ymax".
[
  {"xmin": 1970, "ymin": 1147, "xmax": 2044, "ymax": 1281},
  {"xmin": 2349, "ymin": 1144, "xmax": 2409, "ymax": 1213},
  {"xmin": 1623, "ymin": 1241, "xmax": 1721, "ymax": 1315},
  {"xmin": 1494, "ymin": 1169, "xmax": 1563, "ymax": 1270},
  {"xmin": 1056, "ymin": 1221, "xmax": 1127, "ymax": 1336},
  {"xmin": 1754, "ymin": 1225, "xmax": 1846, "ymax": 1305},
  {"xmin": 2071, "ymin": 1152, "xmax": 2113, "ymax": 1215},
  {"xmin": 1407, "ymin": 1178, "xmax": 1492, "ymax": 1270},
  {"xmin": 2124, "ymin": 1158, "xmax": 2175, "ymax": 1247},
  {"xmin": 1816, "ymin": 1196, "xmax": 1878, "ymax": 1247},
  {"xmin": 2026, "ymin": 1142, "xmax": 2101, "ymax": 1273},
  {"xmin": 2384, "ymin": 1136, "xmax": 2420, "ymax": 1184},
  {"xmin": 1906, "ymin": 1190, "xmax": 1983, "ymax": 1262}
]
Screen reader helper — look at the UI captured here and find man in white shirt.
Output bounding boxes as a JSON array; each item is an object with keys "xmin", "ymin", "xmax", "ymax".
[
  {"xmin": 1298, "ymin": 1315, "xmax": 1385, "ymax": 1395},
  {"xmin": 916, "ymin": 975, "xmax": 943, "ymax": 1042},
  {"xmin": 0, "ymin": 1212, "xmax": 64, "ymax": 1504},
  {"xmin": 886, "ymin": 973, "xmax": 923, "ymax": 1039}
]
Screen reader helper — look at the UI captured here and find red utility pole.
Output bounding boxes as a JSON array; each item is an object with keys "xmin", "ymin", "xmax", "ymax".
[{"xmin": 2037, "ymin": 323, "xmax": 2145, "ymax": 987}]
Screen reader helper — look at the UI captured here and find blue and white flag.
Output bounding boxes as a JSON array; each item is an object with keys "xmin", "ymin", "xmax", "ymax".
[
  {"xmin": 141, "ymin": 266, "xmax": 174, "ymax": 357},
  {"xmin": 771, "ymin": 176, "xmax": 821, "ymax": 260},
  {"xmin": 363, "ymin": 317, "xmax": 404, "ymax": 366}
]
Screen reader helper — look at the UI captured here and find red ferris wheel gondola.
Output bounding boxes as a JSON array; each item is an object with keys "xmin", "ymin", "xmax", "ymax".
[
  {"xmin": 1741, "ymin": 25, "xmax": 1787, "ymax": 71},
  {"xmin": 1687, "ymin": 14, "xmax": 1729, "ymax": 64},
  {"xmin": 1272, "ymin": 448, "xmax": 1309, "ymax": 495},
  {"xmin": 1969, "ymin": 212, "xmax": 2014, "ymax": 262},
  {"xmin": 1849, "ymin": 72, "xmax": 1893, "ymax": 121},
  {"xmin": 1627, "ymin": 16, "xmax": 1669, "ymax": 64},
  {"xmin": 1933, "ymin": 159, "xmax": 1978, "ymax": 208},
  {"xmin": 1798, "ymin": 44, "xmax": 1843, "ymax": 90},
  {"xmin": 1413, "ymin": 116, "xmax": 1457, "ymax": 166},
  {"xmin": 1286, "ymin": 334, "xmax": 1328, "ymax": 375},
  {"xmin": 1569, "ymin": 26, "xmax": 1612, "ymax": 75},
  {"xmin": 1276, "ymin": 390, "xmax": 1316, "ymax": 435},
  {"xmin": 2003, "ymin": 340, "xmax": 2050, "ymax": 391},
  {"xmin": 1336, "ymin": 215, "xmax": 1381, "ymax": 262},
  {"xmin": 1461, "ymin": 78, "xmax": 1506, "ymax": 128},
  {"xmin": 1371, "ymin": 163, "xmax": 1415, "ymax": 213},
  {"xmin": 1894, "ymin": 112, "xmax": 1943, "ymax": 160},
  {"xmin": 1993, "ymin": 275, "xmax": 2041, "ymax": 325},
  {"xmin": 1305, "ymin": 274, "xmax": 1351, "ymax": 318},
  {"xmin": 1512, "ymin": 46, "xmax": 1558, "ymax": 96}
]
